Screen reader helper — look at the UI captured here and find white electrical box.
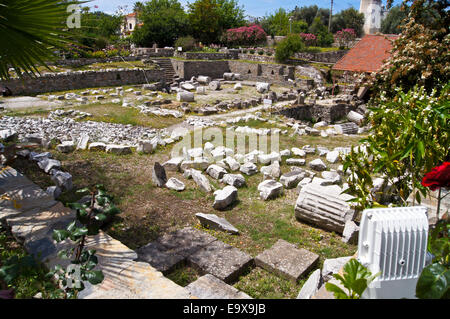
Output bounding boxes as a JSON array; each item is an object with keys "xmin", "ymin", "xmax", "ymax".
[{"xmin": 358, "ymin": 206, "xmax": 429, "ymax": 299}]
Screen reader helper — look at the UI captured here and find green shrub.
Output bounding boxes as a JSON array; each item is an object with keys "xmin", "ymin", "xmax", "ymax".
[
  {"xmin": 120, "ymin": 49, "xmax": 131, "ymax": 57},
  {"xmin": 174, "ymin": 36, "xmax": 196, "ymax": 52},
  {"xmin": 275, "ymin": 34, "xmax": 305, "ymax": 63},
  {"xmin": 91, "ymin": 51, "xmax": 106, "ymax": 59},
  {"xmin": 106, "ymin": 49, "xmax": 119, "ymax": 57},
  {"xmin": 242, "ymin": 49, "xmax": 247, "ymax": 54},
  {"xmin": 258, "ymin": 50, "xmax": 264, "ymax": 55},
  {"xmin": 249, "ymin": 49, "xmax": 255, "ymax": 54}
]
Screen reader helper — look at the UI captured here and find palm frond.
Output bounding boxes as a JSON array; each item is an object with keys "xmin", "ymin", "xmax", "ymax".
[{"xmin": 0, "ymin": 0, "xmax": 88, "ymax": 80}]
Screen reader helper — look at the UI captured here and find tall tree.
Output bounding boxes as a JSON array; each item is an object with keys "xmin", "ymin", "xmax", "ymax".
[
  {"xmin": 131, "ymin": 0, "xmax": 189, "ymax": 47},
  {"xmin": 291, "ymin": 5, "xmax": 319, "ymax": 26},
  {"xmin": 331, "ymin": 7, "xmax": 365, "ymax": 37},
  {"xmin": 188, "ymin": 0, "xmax": 245, "ymax": 44},
  {"xmin": 380, "ymin": 5, "xmax": 409, "ymax": 34}
]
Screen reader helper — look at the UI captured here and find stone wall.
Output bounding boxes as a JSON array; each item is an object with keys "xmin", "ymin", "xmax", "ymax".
[
  {"xmin": 228, "ymin": 61, "xmax": 294, "ymax": 83},
  {"xmin": 174, "ymin": 52, "xmax": 231, "ymax": 60},
  {"xmin": 275, "ymin": 102, "xmax": 356, "ymax": 123},
  {"xmin": 170, "ymin": 59, "xmax": 230, "ymax": 80},
  {"xmin": 1, "ymin": 69, "xmax": 165, "ymax": 95},
  {"xmin": 292, "ymin": 50, "xmax": 348, "ymax": 63},
  {"xmin": 131, "ymin": 47, "xmax": 175, "ymax": 56}
]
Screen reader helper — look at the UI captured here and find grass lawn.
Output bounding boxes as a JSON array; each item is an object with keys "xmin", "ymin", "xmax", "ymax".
[{"xmin": 8, "ymin": 114, "xmax": 363, "ymax": 299}]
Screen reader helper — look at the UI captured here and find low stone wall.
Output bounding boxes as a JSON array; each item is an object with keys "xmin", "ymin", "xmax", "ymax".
[
  {"xmin": 275, "ymin": 102, "xmax": 356, "ymax": 123},
  {"xmin": 174, "ymin": 52, "xmax": 231, "ymax": 60},
  {"xmin": 1, "ymin": 69, "xmax": 165, "ymax": 95},
  {"xmin": 132, "ymin": 47, "xmax": 175, "ymax": 56},
  {"xmin": 50, "ymin": 56, "xmax": 144, "ymax": 68},
  {"xmin": 293, "ymin": 50, "xmax": 348, "ymax": 63},
  {"xmin": 170, "ymin": 59, "xmax": 230, "ymax": 80},
  {"xmin": 238, "ymin": 53, "xmax": 276, "ymax": 63},
  {"xmin": 228, "ymin": 61, "xmax": 294, "ymax": 83}
]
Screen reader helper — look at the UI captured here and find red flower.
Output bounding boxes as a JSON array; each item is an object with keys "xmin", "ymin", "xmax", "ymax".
[{"xmin": 421, "ymin": 162, "xmax": 450, "ymax": 191}]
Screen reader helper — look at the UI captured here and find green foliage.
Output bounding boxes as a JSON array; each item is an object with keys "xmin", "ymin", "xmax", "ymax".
[
  {"xmin": 90, "ymin": 51, "xmax": 106, "ymax": 59},
  {"xmin": 0, "ymin": 0, "xmax": 81, "ymax": 80},
  {"xmin": 325, "ymin": 259, "xmax": 380, "ymax": 299},
  {"xmin": 291, "ymin": 5, "xmax": 320, "ymax": 26},
  {"xmin": 416, "ymin": 218, "xmax": 450, "ymax": 299},
  {"xmin": 49, "ymin": 185, "xmax": 120, "ymax": 298},
  {"xmin": 331, "ymin": 8, "xmax": 365, "ymax": 37},
  {"xmin": 175, "ymin": 36, "xmax": 197, "ymax": 51},
  {"xmin": 275, "ymin": 34, "xmax": 305, "ymax": 63},
  {"xmin": 260, "ymin": 8, "xmax": 308, "ymax": 36},
  {"xmin": 0, "ymin": 255, "xmax": 37, "ymax": 285},
  {"xmin": 380, "ymin": 5, "xmax": 409, "ymax": 34},
  {"xmin": 343, "ymin": 84, "xmax": 450, "ymax": 210},
  {"xmin": 188, "ymin": 0, "xmax": 245, "ymax": 44},
  {"xmin": 131, "ymin": 0, "xmax": 189, "ymax": 47},
  {"xmin": 309, "ymin": 17, "xmax": 333, "ymax": 47},
  {"xmin": 372, "ymin": 0, "xmax": 449, "ymax": 99}
]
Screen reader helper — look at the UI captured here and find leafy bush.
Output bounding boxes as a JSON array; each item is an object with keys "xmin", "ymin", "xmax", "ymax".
[
  {"xmin": 223, "ymin": 24, "xmax": 267, "ymax": 46},
  {"xmin": 91, "ymin": 51, "xmax": 106, "ymax": 59},
  {"xmin": 120, "ymin": 49, "xmax": 131, "ymax": 57},
  {"xmin": 275, "ymin": 34, "xmax": 305, "ymax": 63},
  {"xmin": 249, "ymin": 49, "xmax": 255, "ymax": 54},
  {"xmin": 106, "ymin": 49, "xmax": 119, "ymax": 57},
  {"xmin": 299, "ymin": 33, "xmax": 317, "ymax": 47},
  {"xmin": 258, "ymin": 50, "xmax": 264, "ymax": 55},
  {"xmin": 334, "ymin": 28, "xmax": 356, "ymax": 49},
  {"xmin": 326, "ymin": 259, "xmax": 380, "ymax": 299},
  {"xmin": 175, "ymin": 36, "xmax": 197, "ymax": 52},
  {"xmin": 343, "ymin": 83, "xmax": 450, "ymax": 210}
]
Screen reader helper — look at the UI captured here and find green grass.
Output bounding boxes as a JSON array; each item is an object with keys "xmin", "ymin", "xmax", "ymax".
[
  {"xmin": 165, "ymin": 264, "xmax": 200, "ymax": 287},
  {"xmin": 0, "ymin": 224, "xmax": 62, "ymax": 299}
]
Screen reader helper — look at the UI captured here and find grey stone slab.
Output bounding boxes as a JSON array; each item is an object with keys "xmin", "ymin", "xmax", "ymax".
[
  {"xmin": 297, "ymin": 269, "xmax": 322, "ymax": 299},
  {"xmin": 186, "ymin": 274, "xmax": 252, "ymax": 299},
  {"xmin": 157, "ymin": 227, "xmax": 217, "ymax": 258},
  {"xmin": 255, "ymin": 239, "xmax": 319, "ymax": 283},
  {"xmin": 195, "ymin": 213, "xmax": 239, "ymax": 234},
  {"xmin": 1, "ymin": 184, "xmax": 57, "ymax": 213},
  {"xmin": 0, "ymin": 167, "xmax": 35, "ymax": 193},
  {"xmin": 188, "ymin": 240, "xmax": 253, "ymax": 283},
  {"xmin": 136, "ymin": 241, "xmax": 185, "ymax": 275}
]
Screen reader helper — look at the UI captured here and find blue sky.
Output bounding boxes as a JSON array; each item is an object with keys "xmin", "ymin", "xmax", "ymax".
[{"xmin": 88, "ymin": 0, "xmax": 401, "ymax": 17}]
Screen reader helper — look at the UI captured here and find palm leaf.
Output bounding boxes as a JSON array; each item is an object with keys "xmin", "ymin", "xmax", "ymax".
[{"xmin": 0, "ymin": 0, "xmax": 87, "ymax": 80}]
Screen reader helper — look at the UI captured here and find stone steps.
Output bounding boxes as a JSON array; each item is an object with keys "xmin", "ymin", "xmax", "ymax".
[
  {"xmin": 0, "ymin": 166, "xmax": 193, "ymax": 299},
  {"xmin": 152, "ymin": 58, "xmax": 177, "ymax": 80}
]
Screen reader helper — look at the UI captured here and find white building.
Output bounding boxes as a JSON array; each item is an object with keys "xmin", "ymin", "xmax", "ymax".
[
  {"xmin": 121, "ymin": 12, "xmax": 141, "ymax": 36},
  {"xmin": 359, "ymin": 0, "xmax": 388, "ymax": 34}
]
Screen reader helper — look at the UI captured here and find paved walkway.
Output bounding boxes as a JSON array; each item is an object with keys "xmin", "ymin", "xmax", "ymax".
[{"xmin": 0, "ymin": 166, "xmax": 193, "ymax": 299}]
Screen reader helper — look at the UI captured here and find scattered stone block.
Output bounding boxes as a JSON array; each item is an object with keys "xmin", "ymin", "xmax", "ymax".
[
  {"xmin": 291, "ymin": 148, "xmax": 306, "ymax": 157},
  {"xmin": 255, "ymin": 239, "xmax": 319, "ymax": 283},
  {"xmin": 221, "ymin": 174, "xmax": 246, "ymax": 188},
  {"xmin": 157, "ymin": 227, "xmax": 217, "ymax": 258},
  {"xmin": 223, "ymin": 157, "xmax": 240, "ymax": 171},
  {"xmin": 260, "ymin": 161, "xmax": 281, "ymax": 179},
  {"xmin": 152, "ymin": 162, "xmax": 167, "ymax": 187},
  {"xmin": 106, "ymin": 144, "xmax": 132, "ymax": 155},
  {"xmin": 77, "ymin": 134, "xmax": 90, "ymax": 150},
  {"xmin": 206, "ymin": 164, "xmax": 227, "ymax": 180},
  {"xmin": 280, "ymin": 171, "xmax": 305, "ymax": 189},
  {"xmin": 165, "ymin": 177, "xmax": 185, "ymax": 192},
  {"xmin": 347, "ymin": 111, "xmax": 364, "ymax": 125},
  {"xmin": 137, "ymin": 140, "xmax": 154, "ymax": 154},
  {"xmin": 191, "ymin": 169, "xmax": 212, "ymax": 193},
  {"xmin": 326, "ymin": 151, "xmax": 340, "ymax": 164},
  {"xmin": 297, "ymin": 269, "xmax": 322, "ymax": 299},
  {"xmin": 322, "ymin": 256, "xmax": 353, "ymax": 282},
  {"xmin": 51, "ymin": 171, "xmax": 73, "ymax": 191},
  {"xmin": 295, "ymin": 184, "xmax": 356, "ymax": 234},
  {"xmin": 162, "ymin": 157, "xmax": 184, "ymax": 172},
  {"xmin": 56, "ymin": 141, "xmax": 75, "ymax": 153},
  {"xmin": 258, "ymin": 180, "xmax": 283, "ymax": 200},
  {"xmin": 195, "ymin": 213, "xmax": 239, "ymax": 234},
  {"xmin": 256, "ymin": 82, "xmax": 270, "ymax": 93},
  {"xmin": 188, "ymin": 240, "xmax": 253, "ymax": 283},
  {"xmin": 342, "ymin": 221, "xmax": 359, "ymax": 244},
  {"xmin": 88, "ymin": 142, "xmax": 106, "ymax": 152},
  {"xmin": 212, "ymin": 186, "xmax": 238, "ymax": 211},
  {"xmin": 208, "ymin": 81, "xmax": 221, "ymax": 91},
  {"xmin": 186, "ymin": 274, "xmax": 251, "ymax": 299},
  {"xmin": 239, "ymin": 162, "xmax": 258, "ymax": 176},
  {"xmin": 136, "ymin": 241, "xmax": 185, "ymax": 275},
  {"xmin": 286, "ymin": 158, "xmax": 306, "ymax": 166},
  {"xmin": 309, "ymin": 158, "xmax": 327, "ymax": 171},
  {"xmin": 177, "ymin": 91, "xmax": 195, "ymax": 102}
]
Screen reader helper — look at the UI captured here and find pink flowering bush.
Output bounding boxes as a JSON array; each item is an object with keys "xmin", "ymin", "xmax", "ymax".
[
  {"xmin": 223, "ymin": 25, "xmax": 267, "ymax": 46},
  {"xmin": 299, "ymin": 33, "xmax": 317, "ymax": 47},
  {"xmin": 334, "ymin": 28, "xmax": 356, "ymax": 49}
]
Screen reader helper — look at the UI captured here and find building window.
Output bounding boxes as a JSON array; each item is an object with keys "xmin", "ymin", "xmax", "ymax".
[{"xmin": 130, "ymin": 23, "xmax": 133, "ymax": 30}]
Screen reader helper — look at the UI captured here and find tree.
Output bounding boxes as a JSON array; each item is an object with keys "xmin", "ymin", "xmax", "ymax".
[
  {"xmin": 131, "ymin": 0, "xmax": 189, "ymax": 47},
  {"xmin": 0, "ymin": 0, "xmax": 79, "ymax": 80},
  {"xmin": 188, "ymin": 0, "xmax": 245, "ymax": 44},
  {"xmin": 380, "ymin": 5, "xmax": 409, "ymax": 34},
  {"xmin": 331, "ymin": 8, "xmax": 365, "ymax": 37},
  {"xmin": 309, "ymin": 17, "xmax": 334, "ymax": 47},
  {"xmin": 372, "ymin": 0, "xmax": 449, "ymax": 98},
  {"xmin": 275, "ymin": 34, "xmax": 305, "ymax": 63},
  {"xmin": 260, "ymin": 8, "xmax": 307, "ymax": 37},
  {"xmin": 291, "ymin": 5, "xmax": 319, "ymax": 26}
]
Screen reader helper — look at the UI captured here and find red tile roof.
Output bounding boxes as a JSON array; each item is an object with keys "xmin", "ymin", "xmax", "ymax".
[
  {"xmin": 126, "ymin": 12, "xmax": 137, "ymax": 17},
  {"xmin": 332, "ymin": 34, "xmax": 399, "ymax": 73}
]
